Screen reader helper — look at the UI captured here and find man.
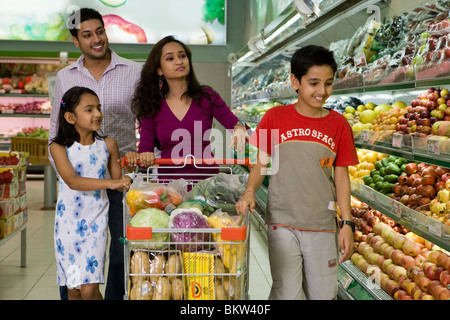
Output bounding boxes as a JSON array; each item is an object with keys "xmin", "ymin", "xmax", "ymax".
[{"xmin": 49, "ymin": 8, "xmax": 142, "ymax": 300}]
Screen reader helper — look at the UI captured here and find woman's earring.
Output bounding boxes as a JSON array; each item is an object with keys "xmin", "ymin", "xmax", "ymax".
[{"xmin": 158, "ymin": 76, "xmax": 164, "ymax": 96}]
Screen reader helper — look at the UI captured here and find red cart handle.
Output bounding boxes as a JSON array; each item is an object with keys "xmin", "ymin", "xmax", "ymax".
[{"xmin": 121, "ymin": 156, "xmax": 252, "ymax": 168}]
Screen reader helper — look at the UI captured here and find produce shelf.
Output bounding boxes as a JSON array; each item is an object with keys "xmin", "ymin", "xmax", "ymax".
[
  {"xmin": 339, "ymin": 260, "xmax": 392, "ymax": 300},
  {"xmin": 351, "ymin": 181, "xmax": 450, "ymax": 251}
]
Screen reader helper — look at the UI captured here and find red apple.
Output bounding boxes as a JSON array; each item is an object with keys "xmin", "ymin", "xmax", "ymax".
[
  {"xmin": 415, "ymin": 254, "xmax": 427, "ymax": 268},
  {"xmin": 419, "ymin": 276, "xmax": 432, "ymax": 292},
  {"xmin": 392, "ymin": 249, "xmax": 406, "ymax": 265},
  {"xmin": 428, "ymin": 251, "xmax": 441, "ymax": 264},
  {"xmin": 401, "ymin": 255, "xmax": 416, "ymax": 269},
  {"xmin": 425, "ymin": 263, "xmax": 439, "ymax": 280},
  {"xmin": 437, "ymin": 252, "xmax": 449, "ymax": 267},
  {"xmin": 439, "ymin": 288, "xmax": 450, "ymax": 300}
]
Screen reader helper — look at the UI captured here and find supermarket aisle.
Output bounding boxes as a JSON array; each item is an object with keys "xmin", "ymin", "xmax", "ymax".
[{"xmin": 0, "ymin": 179, "xmax": 272, "ymax": 300}]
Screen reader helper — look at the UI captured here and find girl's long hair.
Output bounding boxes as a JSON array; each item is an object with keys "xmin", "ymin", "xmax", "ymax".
[
  {"xmin": 131, "ymin": 35, "xmax": 213, "ymax": 128},
  {"xmin": 51, "ymin": 86, "xmax": 106, "ymax": 148}
]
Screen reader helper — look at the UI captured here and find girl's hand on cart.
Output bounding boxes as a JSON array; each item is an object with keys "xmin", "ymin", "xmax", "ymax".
[
  {"xmin": 123, "ymin": 152, "xmax": 140, "ymax": 167},
  {"xmin": 109, "ymin": 177, "xmax": 132, "ymax": 191},
  {"xmin": 235, "ymin": 189, "xmax": 255, "ymax": 215}
]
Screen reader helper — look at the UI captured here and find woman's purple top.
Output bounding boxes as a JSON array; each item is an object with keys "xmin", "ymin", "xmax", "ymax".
[{"xmin": 138, "ymin": 88, "xmax": 240, "ymax": 179}]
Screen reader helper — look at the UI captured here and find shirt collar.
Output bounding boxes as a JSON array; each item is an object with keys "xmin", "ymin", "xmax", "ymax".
[{"xmin": 69, "ymin": 49, "xmax": 127, "ymax": 71}]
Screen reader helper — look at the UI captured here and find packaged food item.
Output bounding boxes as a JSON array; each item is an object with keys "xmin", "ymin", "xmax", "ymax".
[{"xmin": 182, "ymin": 252, "xmax": 215, "ymax": 300}]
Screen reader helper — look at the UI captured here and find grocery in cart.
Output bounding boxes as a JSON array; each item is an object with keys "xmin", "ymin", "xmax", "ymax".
[{"xmin": 121, "ymin": 155, "xmax": 251, "ymax": 300}]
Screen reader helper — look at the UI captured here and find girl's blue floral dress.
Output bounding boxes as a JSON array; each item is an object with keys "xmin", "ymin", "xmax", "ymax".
[{"xmin": 54, "ymin": 139, "xmax": 109, "ymax": 288}]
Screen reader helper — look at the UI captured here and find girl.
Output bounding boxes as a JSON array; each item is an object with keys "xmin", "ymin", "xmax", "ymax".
[
  {"xmin": 125, "ymin": 35, "xmax": 249, "ymax": 178},
  {"xmin": 50, "ymin": 86, "xmax": 131, "ymax": 300}
]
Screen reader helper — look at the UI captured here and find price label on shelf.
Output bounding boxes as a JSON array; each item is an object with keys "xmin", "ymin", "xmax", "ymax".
[
  {"xmin": 427, "ymin": 138, "xmax": 441, "ymax": 155},
  {"xmin": 428, "ymin": 218, "xmax": 442, "ymax": 237},
  {"xmin": 361, "ymin": 129, "xmax": 369, "ymax": 142},
  {"xmin": 392, "ymin": 133, "xmax": 403, "ymax": 148},
  {"xmin": 339, "ymin": 273, "xmax": 354, "ymax": 290},
  {"xmin": 391, "ymin": 201, "xmax": 403, "ymax": 218},
  {"xmin": 361, "ymin": 185, "xmax": 376, "ymax": 202}
]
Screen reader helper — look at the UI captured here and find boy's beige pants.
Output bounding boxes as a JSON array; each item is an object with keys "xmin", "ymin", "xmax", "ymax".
[{"xmin": 267, "ymin": 224, "xmax": 339, "ymax": 300}]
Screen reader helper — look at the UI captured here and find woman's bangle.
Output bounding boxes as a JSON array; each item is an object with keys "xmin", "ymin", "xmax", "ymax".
[{"xmin": 243, "ymin": 189, "xmax": 254, "ymax": 195}]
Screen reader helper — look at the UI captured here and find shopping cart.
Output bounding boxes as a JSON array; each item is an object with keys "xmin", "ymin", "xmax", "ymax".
[{"xmin": 121, "ymin": 155, "xmax": 252, "ymax": 300}]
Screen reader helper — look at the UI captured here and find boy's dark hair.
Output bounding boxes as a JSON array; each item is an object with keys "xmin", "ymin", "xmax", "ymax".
[
  {"xmin": 291, "ymin": 45, "xmax": 338, "ymax": 80},
  {"xmin": 68, "ymin": 8, "xmax": 104, "ymax": 38},
  {"xmin": 51, "ymin": 86, "xmax": 106, "ymax": 148}
]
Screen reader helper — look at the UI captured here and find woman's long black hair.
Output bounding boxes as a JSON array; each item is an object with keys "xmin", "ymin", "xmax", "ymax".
[
  {"xmin": 131, "ymin": 35, "xmax": 215, "ymax": 128},
  {"xmin": 51, "ymin": 86, "xmax": 106, "ymax": 148}
]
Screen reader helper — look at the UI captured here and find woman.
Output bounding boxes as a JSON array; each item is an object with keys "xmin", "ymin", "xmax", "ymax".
[{"xmin": 126, "ymin": 35, "xmax": 248, "ymax": 179}]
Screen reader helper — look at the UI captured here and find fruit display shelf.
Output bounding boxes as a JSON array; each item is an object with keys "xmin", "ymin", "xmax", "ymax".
[
  {"xmin": 351, "ymin": 181, "xmax": 450, "ymax": 251},
  {"xmin": 339, "ymin": 258, "xmax": 392, "ymax": 300},
  {"xmin": 354, "ymin": 131, "xmax": 450, "ymax": 169}
]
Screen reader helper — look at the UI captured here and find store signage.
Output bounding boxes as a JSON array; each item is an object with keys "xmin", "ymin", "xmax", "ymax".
[{"xmin": 0, "ymin": 0, "xmax": 226, "ymax": 45}]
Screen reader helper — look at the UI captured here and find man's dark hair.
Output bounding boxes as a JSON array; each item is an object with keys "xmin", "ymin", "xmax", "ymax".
[
  {"xmin": 68, "ymin": 8, "xmax": 104, "ymax": 38},
  {"xmin": 290, "ymin": 45, "xmax": 338, "ymax": 80}
]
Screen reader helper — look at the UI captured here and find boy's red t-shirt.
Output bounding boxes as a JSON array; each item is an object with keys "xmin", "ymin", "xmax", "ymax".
[{"xmin": 249, "ymin": 104, "xmax": 359, "ymax": 232}]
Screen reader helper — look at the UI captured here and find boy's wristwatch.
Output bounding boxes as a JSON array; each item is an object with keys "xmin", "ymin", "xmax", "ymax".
[{"xmin": 340, "ymin": 220, "xmax": 355, "ymax": 232}]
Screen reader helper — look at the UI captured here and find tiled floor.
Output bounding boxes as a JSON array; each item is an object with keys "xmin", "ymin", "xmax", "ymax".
[{"xmin": 0, "ymin": 179, "xmax": 272, "ymax": 300}]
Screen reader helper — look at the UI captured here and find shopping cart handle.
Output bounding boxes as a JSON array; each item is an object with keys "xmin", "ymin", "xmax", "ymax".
[{"xmin": 121, "ymin": 156, "xmax": 252, "ymax": 167}]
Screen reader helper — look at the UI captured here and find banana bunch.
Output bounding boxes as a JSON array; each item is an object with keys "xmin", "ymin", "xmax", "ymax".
[{"xmin": 207, "ymin": 213, "xmax": 245, "ymax": 274}]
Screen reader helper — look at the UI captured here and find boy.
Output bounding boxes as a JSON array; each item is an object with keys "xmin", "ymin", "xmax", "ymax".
[{"xmin": 235, "ymin": 45, "xmax": 359, "ymax": 300}]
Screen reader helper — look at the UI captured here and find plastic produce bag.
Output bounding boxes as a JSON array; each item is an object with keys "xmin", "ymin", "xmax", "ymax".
[
  {"xmin": 207, "ymin": 210, "xmax": 245, "ymax": 274},
  {"xmin": 126, "ymin": 181, "xmax": 183, "ymax": 215},
  {"xmin": 187, "ymin": 173, "xmax": 247, "ymax": 211}
]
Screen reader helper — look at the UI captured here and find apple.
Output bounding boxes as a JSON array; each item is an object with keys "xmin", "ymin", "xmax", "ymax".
[
  {"xmin": 441, "ymin": 274, "xmax": 450, "ymax": 289},
  {"xmin": 391, "ymin": 249, "xmax": 406, "ymax": 265},
  {"xmin": 382, "ymin": 259, "xmax": 394, "ymax": 273},
  {"xmin": 369, "ymin": 235, "xmax": 383, "ymax": 247},
  {"xmin": 387, "ymin": 281, "xmax": 401, "ymax": 297},
  {"xmin": 415, "ymin": 254, "xmax": 427, "ymax": 268},
  {"xmin": 383, "ymin": 245, "xmax": 395, "ymax": 259},
  {"xmin": 439, "ymin": 288, "xmax": 450, "ymax": 300},
  {"xmin": 411, "ymin": 286, "xmax": 422, "ymax": 300},
  {"xmin": 401, "ymin": 255, "xmax": 416, "ymax": 269},
  {"xmin": 379, "ymin": 242, "xmax": 391, "ymax": 256},
  {"xmin": 425, "ymin": 263, "xmax": 439, "ymax": 280},
  {"xmin": 437, "ymin": 252, "xmax": 449, "ymax": 267},
  {"xmin": 419, "ymin": 276, "xmax": 432, "ymax": 292},
  {"xmin": 367, "ymin": 252, "xmax": 381, "ymax": 265},
  {"xmin": 421, "ymin": 294, "xmax": 435, "ymax": 300},
  {"xmin": 413, "ymin": 270, "xmax": 426, "ymax": 283},
  {"xmin": 402, "ymin": 239, "xmax": 421, "ymax": 257},
  {"xmin": 407, "ymin": 265, "xmax": 421, "ymax": 278},
  {"xmin": 373, "ymin": 240, "xmax": 386, "ymax": 254},
  {"xmin": 428, "ymin": 251, "xmax": 441, "ymax": 264},
  {"xmin": 362, "ymin": 245, "xmax": 374, "ymax": 260},
  {"xmin": 394, "ymin": 289, "xmax": 408, "ymax": 300},
  {"xmin": 393, "ymin": 234, "xmax": 408, "ymax": 250},
  {"xmin": 373, "ymin": 222, "xmax": 387, "ymax": 235}
]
